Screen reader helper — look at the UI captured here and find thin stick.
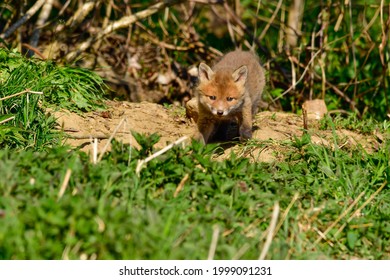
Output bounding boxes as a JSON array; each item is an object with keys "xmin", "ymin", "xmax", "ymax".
[
  {"xmin": 310, "ymin": 30, "xmax": 315, "ymax": 100},
  {"xmin": 66, "ymin": 134, "xmax": 109, "ymax": 140},
  {"xmin": 173, "ymin": 173, "xmax": 189, "ymax": 198},
  {"xmin": 313, "ymin": 227, "xmax": 334, "ymax": 247},
  {"xmin": 232, "ymin": 243, "xmax": 251, "ymax": 260},
  {"xmin": 136, "ymin": 136, "xmax": 188, "ymax": 175},
  {"xmin": 278, "ymin": 6, "xmax": 285, "ymax": 53},
  {"xmin": 319, "ymin": 57, "xmax": 327, "ymax": 100},
  {"xmin": 0, "ymin": 89, "xmax": 43, "ymax": 101},
  {"xmin": 0, "ymin": 116, "xmax": 15, "ymax": 125},
  {"xmin": 97, "ymin": 118, "xmax": 126, "ymax": 162},
  {"xmin": 258, "ymin": 0, "xmax": 282, "ymax": 41},
  {"xmin": 251, "ymin": 0, "xmax": 262, "ymax": 51},
  {"xmin": 126, "ymin": 120, "xmax": 132, "ymax": 166},
  {"xmin": 259, "ymin": 202, "xmax": 280, "ymax": 260},
  {"xmin": 273, "ymin": 193, "xmax": 299, "ymax": 237},
  {"xmin": 288, "ymin": 55, "xmax": 296, "ymax": 90},
  {"xmin": 347, "ymin": 0, "xmax": 358, "ymax": 101},
  {"xmin": 22, "ymin": 43, "xmax": 46, "ymax": 59},
  {"xmin": 58, "ymin": 169, "xmax": 72, "ymax": 200},
  {"xmin": 225, "ymin": 9, "xmax": 236, "ymax": 47},
  {"xmin": 207, "ymin": 225, "xmax": 220, "ymax": 260},
  {"xmin": 92, "ymin": 138, "xmax": 98, "ymax": 164},
  {"xmin": 379, "ymin": 0, "xmax": 387, "ymax": 66}
]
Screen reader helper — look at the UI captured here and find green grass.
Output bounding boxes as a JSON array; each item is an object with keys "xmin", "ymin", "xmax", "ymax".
[
  {"xmin": 319, "ymin": 113, "xmax": 387, "ymax": 135},
  {"xmin": 0, "ymin": 49, "xmax": 388, "ymax": 260},
  {"xmin": 0, "ymin": 48, "xmax": 106, "ymax": 149},
  {"xmin": 0, "ymin": 49, "xmax": 106, "ymax": 112},
  {"xmin": 0, "ymin": 134, "xmax": 388, "ymax": 259}
]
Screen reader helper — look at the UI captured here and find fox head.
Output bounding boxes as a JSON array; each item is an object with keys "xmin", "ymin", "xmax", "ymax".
[{"xmin": 197, "ymin": 63, "xmax": 248, "ymax": 117}]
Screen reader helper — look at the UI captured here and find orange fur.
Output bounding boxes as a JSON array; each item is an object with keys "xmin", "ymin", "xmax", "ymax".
[{"xmin": 195, "ymin": 50, "xmax": 265, "ymax": 144}]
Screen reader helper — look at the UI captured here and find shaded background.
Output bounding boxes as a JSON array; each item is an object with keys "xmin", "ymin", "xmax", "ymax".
[{"xmin": 1, "ymin": 0, "xmax": 389, "ymax": 119}]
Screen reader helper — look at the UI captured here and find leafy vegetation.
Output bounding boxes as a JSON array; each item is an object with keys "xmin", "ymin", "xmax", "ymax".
[
  {"xmin": 0, "ymin": 130, "xmax": 388, "ymax": 259},
  {"xmin": 0, "ymin": 48, "xmax": 105, "ymax": 149},
  {"xmin": 0, "ymin": 49, "xmax": 105, "ymax": 112},
  {"xmin": 0, "ymin": 1, "xmax": 389, "ymax": 260}
]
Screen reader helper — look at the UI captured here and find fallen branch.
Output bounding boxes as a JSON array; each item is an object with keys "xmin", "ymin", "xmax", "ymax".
[
  {"xmin": 65, "ymin": 0, "xmax": 185, "ymax": 62},
  {"xmin": 0, "ymin": 0, "xmax": 46, "ymax": 39}
]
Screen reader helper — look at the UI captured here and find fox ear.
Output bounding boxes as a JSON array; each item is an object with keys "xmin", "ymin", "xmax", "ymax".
[
  {"xmin": 232, "ymin": 65, "xmax": 248, "ymax": 86},
  {"xmin": 198, "ymin": 63, "xmax": 214, "ymax": 82}
]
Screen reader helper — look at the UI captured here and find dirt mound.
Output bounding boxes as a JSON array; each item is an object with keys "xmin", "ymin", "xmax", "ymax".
[
  {"xmin": 53, "ymin": 100, "xmax": 193, "ymax": 151},
  {"xmin": 52, "ymin": 100, "xmax": 381, "ymax": 162}
]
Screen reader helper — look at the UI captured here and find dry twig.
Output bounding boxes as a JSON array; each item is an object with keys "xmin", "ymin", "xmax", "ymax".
[
  {"xmin": 207, "ymin": 225, "xmax": 220, "ymax": 260},
  {"xmin": 259, "ymin": 202, "xmax": 280, "ymax": 260},
  {"xmin": 0, "ymin": 89, "xmax": 43, "ymax": 101},
  {"xmin": 173, "ymin": 173, "xmax": 189, "ymax": 198},
  {"xmin": 97, "ymin": 118, "xmax": 126, "ymax": 162},
  {"xmin": 136, "ymin": 136, "xmax": 188, "ymax": 175},
  {"xmin": 58, "ymin": 168, "xmax": 72, "ymax": 200},
  {"xmin": 0, "ymin": 116, "xmax": 15, "ymax": 125}
]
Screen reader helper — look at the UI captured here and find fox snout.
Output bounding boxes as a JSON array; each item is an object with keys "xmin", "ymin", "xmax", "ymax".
[{"xmin": 210, "ymin": 106, "xmax": 228, "ymax": 116}]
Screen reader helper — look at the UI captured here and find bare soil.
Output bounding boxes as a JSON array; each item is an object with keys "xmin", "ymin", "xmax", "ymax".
[{"xmin": 53, "ymin": 100, "xmax": 382, "ymax": 162}]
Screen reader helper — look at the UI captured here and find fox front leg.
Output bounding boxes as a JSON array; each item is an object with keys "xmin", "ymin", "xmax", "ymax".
[
  {"xmin": 195, "ymin": 118, "xmax": 215, "ymax": 144},
  {"xmin": 239, "ymin": 122, "xmax": 252, "ymax": 141},
  {"xmin": 237, "ymin": 101, "xmax": 253, "ymax": 141}
]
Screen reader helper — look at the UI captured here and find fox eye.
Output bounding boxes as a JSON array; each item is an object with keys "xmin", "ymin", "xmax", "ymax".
[
  {"xmin": 226, "ymin": 97, "xmax": 234, "ymax": 102},
  {"xmin": 208, "ymin": 96, "xmax": 216, "ymax": 100}
]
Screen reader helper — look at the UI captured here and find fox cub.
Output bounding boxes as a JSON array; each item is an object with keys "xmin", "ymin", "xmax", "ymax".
[{"xmin": 195, "ymin": 50, "xmax": 265, "ymax": 144}]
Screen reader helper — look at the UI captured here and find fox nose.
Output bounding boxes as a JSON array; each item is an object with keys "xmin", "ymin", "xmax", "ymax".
[{"xmin": 217, "ymin": 110, "xmax": 224, "ymax": 116}]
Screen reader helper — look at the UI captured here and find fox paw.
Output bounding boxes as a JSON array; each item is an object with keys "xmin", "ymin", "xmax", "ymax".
[
  {"xmin": 239, "ymin": 128, "xmax": 252, "ymax": 141},
  {"xmin": 193, "ymin": 131, "xmax": 206, "ymax": 145}
]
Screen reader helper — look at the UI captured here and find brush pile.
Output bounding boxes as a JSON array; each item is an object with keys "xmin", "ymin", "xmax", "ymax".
[{"xmin": 1, "ymin": 0, "xmax": 389, "ymax": 119}]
